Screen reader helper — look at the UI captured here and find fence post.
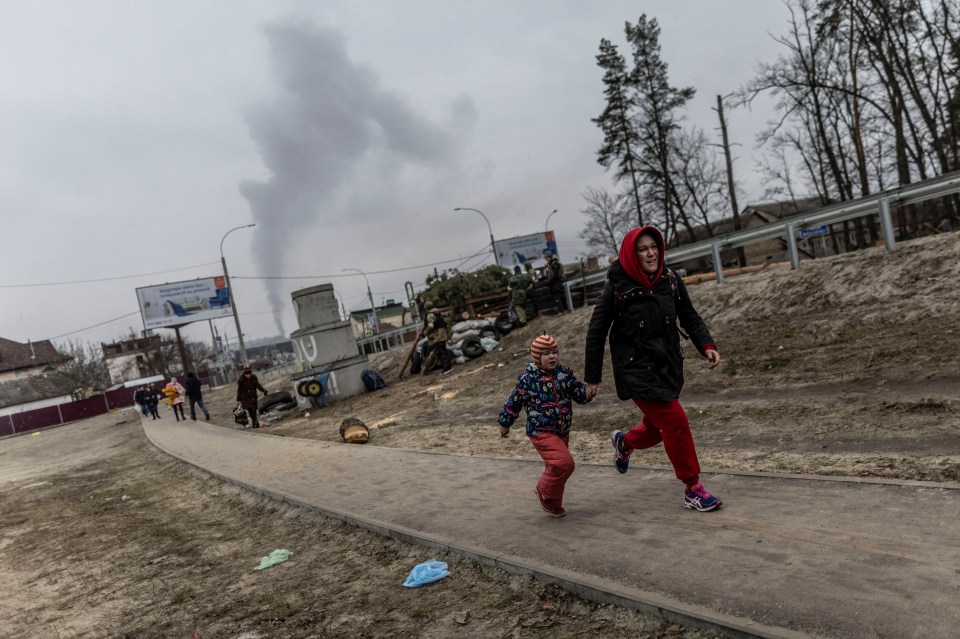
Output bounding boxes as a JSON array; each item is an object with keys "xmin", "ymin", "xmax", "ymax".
[
  {"xmin": 711, "ymin": 242, "xmax": 725, "ymax": 284},
  {"xmin": 878, "ymin": 197, "xmax": 897, "ymax": 251},
  {"xmin": 786, "ymin": 222, "xmax": 800, "ymax": 270}
]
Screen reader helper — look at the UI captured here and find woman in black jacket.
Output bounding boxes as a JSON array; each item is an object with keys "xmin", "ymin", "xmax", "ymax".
[{"xmin": 583, "ymin": 226, "xmax": 723, "ymax": 512}]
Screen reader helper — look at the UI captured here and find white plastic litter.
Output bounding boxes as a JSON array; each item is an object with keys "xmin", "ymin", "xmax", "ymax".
[{"xmin": 480, "ymin": 337, "xmax": 498, "ymax": 352}]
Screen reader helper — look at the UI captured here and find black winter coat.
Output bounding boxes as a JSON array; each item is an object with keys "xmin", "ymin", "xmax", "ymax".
[
  {"xmin": 185, "ymin": 376, "xmax": 203, "ymax": 400},
  {"xmin": 583, "ymin": 262, "xmax": 714, "ymax": 402}
]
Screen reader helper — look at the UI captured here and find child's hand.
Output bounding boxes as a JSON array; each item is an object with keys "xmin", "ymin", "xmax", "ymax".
[
  {"xmin": 499, "ymin": 426, "xmax": 510, "ymax": 438},
  {"xmin": 586, "ymin": 383, "xmax": 599, "ymax": 400}
]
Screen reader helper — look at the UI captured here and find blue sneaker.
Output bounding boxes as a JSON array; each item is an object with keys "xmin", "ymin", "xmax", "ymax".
[
  {"xmin": 683, "ymin": 483, "xmax": 721, "ymax": 512},
  {"xmin": 611, "ymin": 430, "xmax": 632, "ymax": 474}
]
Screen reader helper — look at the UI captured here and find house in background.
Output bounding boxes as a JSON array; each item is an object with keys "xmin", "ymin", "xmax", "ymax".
[
  {"xmin": 0, "ymin": 372, "xmax": 75, "ymax": 418},
  {"xmin": 0, "ymin": 337, "xmax": 68, "ymax": 382},
  {"xmin": 0, "ymin": 337, "xmax": 74, "ymax": 418},
  {"xmin": 101, "ymin": 334, "xmax": 163, "ymax": 385},
  {"xmin": 671, "ymin": 197, "xmax": 826, "ymax": 273},
  {"xmin": 347, "ymin": 300, "xmax": 413, "ymax": 339}
]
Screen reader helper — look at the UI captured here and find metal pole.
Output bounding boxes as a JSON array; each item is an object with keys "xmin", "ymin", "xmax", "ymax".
[
  {"xmin": 786, "ymin": 223, "xmax": 800, "ymax": 270},
  {"xmin": 343, "ymin": 268, "xmax": 377, "ymax": 334},
  {"xmin": 878, "ymin": 197, "xmax": 897, "ymax": 251},
  {"xmin": 220, "ymin": 224, "xmax": 255, "ymax": 367},
  {"xmin": 545, "ymin": 208, "xmax": 557, "ymax": 232},
  {"xmin": 455, "ymin": 207, "xmax": 500, "ymax": 266},
  {"xmin": 710, "ymin": 242, "xmax": 725, "ymax": 284}
]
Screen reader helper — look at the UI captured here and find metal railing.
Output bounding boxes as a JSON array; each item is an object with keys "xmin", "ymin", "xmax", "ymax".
[
  {"xmin": 566, "ymin": 169, "xmax": 960, "ymax": 303},
  {"xmin": 355, "ymin": 322, "xmax": 423, "ymax": 355}
]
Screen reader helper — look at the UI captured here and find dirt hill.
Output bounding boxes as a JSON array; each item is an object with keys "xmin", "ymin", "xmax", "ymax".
[{"xmin": 206, "ymin": 232, "xmax": 960, "ymax": 482}]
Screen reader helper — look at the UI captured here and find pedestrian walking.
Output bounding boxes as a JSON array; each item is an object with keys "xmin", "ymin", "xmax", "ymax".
[
  {"xmin": 146, "ymin": 383, "xmax": 161, "ymax": 420},
  {"xmin": 163, "ymin": 377, "xmax": 186, "ymax": 421},
  {"xmin": 236, "ymin": 367, "xmax": 268, "ymax": 428},
  {"xmin": 133, "ymin": 386, "xmax": 148, "ymax": 416},
  {"xmin": 498, "ymin": 335, "xmax": 593, "ymax": 518},
  {"xmin": 583, "ymin": 226, "xmax": 723, "ymax": 512},
  {"xmin": 184, "ymin": 371, "xmax": 210, "ymax": 421}
]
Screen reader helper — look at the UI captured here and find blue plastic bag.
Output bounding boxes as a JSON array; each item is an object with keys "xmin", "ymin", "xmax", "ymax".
[{"xmin": 403, "ymin": 560, "xmax": 449, "ymax": 588}]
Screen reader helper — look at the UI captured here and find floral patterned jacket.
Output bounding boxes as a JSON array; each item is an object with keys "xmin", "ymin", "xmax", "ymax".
[{"xmin": 498, "ymin": 363, "xmax": 590, "ymax": 437}]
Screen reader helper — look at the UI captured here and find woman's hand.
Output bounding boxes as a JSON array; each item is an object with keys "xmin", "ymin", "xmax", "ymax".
[
  {"xmin": 586, "ymin": 383, "xmax": 599, "ymax": 400},
  {"xmin": 705, "ymin": 350, "xmax": 721, "ymax": 369}
]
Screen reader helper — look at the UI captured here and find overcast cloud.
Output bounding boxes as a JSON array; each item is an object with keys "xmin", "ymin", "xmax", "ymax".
[{"xmin": 0, "ymin": 1, "xmax": 790, "ymax": 349}]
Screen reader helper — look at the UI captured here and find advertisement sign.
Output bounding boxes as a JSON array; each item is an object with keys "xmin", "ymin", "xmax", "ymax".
[
  {"xmin": 494, "ymin": 231, "xmax": 559, "ymax": 267},
  {"xmin": 800, "ymin": 224, "xmax": 830, "ymax": 239},
  {"xmin": 136, "ymin": 276, "xmax": 233, "ymax": 329}
]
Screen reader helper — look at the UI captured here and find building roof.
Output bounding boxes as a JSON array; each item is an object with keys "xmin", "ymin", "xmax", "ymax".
[
  {"xmin": 0, "ymin": 338, "xmax": 68, "ymax": 373},
  {"xmin": 0, "ymin": 371, "xmax": 76, "ymax": 409}
]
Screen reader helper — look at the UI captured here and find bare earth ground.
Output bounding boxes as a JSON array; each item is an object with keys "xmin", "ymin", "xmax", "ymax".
[{"xmin": 1, "ymin": 232, "xmax": 958, "ymax": 638}]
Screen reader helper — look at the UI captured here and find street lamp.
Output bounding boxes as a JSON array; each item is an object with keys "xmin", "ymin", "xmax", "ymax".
[
  {"xmin": 544, "ymin": 208, "xmax": 558, "ymax": 233},
  {"xmin": 342, "ymin": 268, "xmax": 378, "ymax": 334},
  {"xmin": 220, "ymin": 223, "xmax": 256, "ymax": 367},
  {"xmin": 454, "ymin": 207, "xmax": 499, "ymax": 266}
]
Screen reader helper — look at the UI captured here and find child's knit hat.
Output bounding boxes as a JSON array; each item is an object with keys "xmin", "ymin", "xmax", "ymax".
[{"xmin": 530, "ymin": 334, "xmax": 558, "ymax": 364}]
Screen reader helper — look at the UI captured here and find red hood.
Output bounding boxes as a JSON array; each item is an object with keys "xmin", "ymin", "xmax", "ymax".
[{"xmin": 618, "ymin": 226, "xmax": 665, "ymax": 289}]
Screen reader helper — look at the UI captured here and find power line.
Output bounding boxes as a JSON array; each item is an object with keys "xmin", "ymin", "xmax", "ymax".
[
  {"xmin": 0, "ymin": 261, "xmax": 222, "ymax": 289},
  {"xmin": 49, "ymin": 311, "xmax": 142, "ymax": 341},
  {"xmin": 232, "ymin": 246, "xmax": 491, "ymax": 280}
]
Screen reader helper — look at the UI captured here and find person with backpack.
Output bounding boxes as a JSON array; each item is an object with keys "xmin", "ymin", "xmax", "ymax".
[
  {"xmin": 422, "ymin": 301, "xmax": 453, "ymax": 375},
  {"xmin": 583, "ymin": 226, "xmax": 724, "ymax": 512}
]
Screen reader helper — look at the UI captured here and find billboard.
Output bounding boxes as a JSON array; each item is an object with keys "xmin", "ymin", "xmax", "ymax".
[
  {"xmin": 494, "ymin": 231, "xmax": 559, "ymax": 267},
  {"xmin": 136, "ymin": 276, "xmax": 233, "ymax": 329}
]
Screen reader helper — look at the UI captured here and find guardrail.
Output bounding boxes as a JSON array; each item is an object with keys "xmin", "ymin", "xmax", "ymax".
[
  {"xmin": 356, "ymin": 322, "xmax": 423, "ymax": 355},
  {"xmin": 565, "ymin": 169, "xmax": 960, "ymax": 302}
]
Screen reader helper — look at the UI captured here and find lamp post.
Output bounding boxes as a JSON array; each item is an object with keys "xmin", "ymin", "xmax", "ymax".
[
  {"xmin": 454, "ymin": 207, "xmax": 499, "ymax": 266},
  {"xmin": 220, "ymin": 223, "xmax": 256, "ymax": 368},
  {"xmin": 342, "ymin": 268, "xmax": 378, "ymax": 334},
  {"xmin": 544, "ymin": 208, "xmax": 558, "ymax": 233}
]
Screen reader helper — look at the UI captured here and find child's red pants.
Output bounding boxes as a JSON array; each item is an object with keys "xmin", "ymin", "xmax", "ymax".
[
  {"xmin": 625, "ymin": 399, "xmax": 700, "ymax": 487},
  {"xmin": 529, "ymin": 433, "xmax": 575, "ymax": 505}
]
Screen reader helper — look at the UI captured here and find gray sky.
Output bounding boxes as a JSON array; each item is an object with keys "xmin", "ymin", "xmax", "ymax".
[{"xmin": 0, "ymin": 1, "xmax": 791, "ymax": 349}]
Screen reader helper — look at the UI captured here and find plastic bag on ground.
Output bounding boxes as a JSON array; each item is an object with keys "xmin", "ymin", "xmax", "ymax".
[
  {"xmin": 480, "ymin": 337, "xmax": 498, "ymax": 352},
  {"xmin": 255, "ymin": 548, "xmax": 293, "ymax": 571},
  {"xmin": 403, "ymin": 560, "xmax": 449, "ymax": 588}
]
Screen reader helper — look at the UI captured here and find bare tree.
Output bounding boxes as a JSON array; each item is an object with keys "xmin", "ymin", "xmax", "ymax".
[
  {"xmin": 578, "ymin": 187, "xmax": 634, "ymax": 256},
  {"xmin": 55, "ymin": 338, "xmax": 110, "ymax": 397}
]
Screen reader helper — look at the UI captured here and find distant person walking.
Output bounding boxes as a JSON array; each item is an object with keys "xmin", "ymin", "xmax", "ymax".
[
  {"xmin": 498, "ymin": 335, "xmax": 593, "ymax": 518},
  {"xmin": 133, "ymin": 386, "xmax": 148, "ymax": 416},
  {"xmin": 184, "ymin": 372, "xmax": 210, "ymax": 421},
  {"xmin": 146, "ymin": 383, "xmax": 161, "ymax": 420},
  {"xmin": 584, "ymin": 226, "xmax": 723, "ymax": 512},
  {"xmin": 163, "ymin": 377, "xmax": 186, "ymax": 421},
  {"xmin": 236, "ymin": 367, "xmax": 268, "ymax": 429}
]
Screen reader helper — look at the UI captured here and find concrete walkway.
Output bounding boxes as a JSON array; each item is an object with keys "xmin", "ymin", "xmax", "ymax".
[{"xmin": 143, "ymin": 418, "xmax": 960, "ymax": 639}]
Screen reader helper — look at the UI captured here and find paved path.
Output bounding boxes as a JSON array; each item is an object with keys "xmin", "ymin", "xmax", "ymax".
[{"xmin": 144, "ymin": 418, "xmax": 960, "ymax": 639}]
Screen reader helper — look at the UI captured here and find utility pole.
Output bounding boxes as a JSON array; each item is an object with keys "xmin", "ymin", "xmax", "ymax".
[{"xmin": 715, "ymin": 94, "xmax": 748, "ymax": 268}]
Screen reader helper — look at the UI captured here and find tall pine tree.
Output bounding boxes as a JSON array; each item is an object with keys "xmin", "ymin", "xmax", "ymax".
[{"xmin": 593, "ymin": 38, "xmax": 645, "ymax": 226}]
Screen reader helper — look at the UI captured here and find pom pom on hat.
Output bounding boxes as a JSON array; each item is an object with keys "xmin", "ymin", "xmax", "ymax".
[{"xmin": 530, "ymin": 334, "xmax": 558, "ymax": 363}]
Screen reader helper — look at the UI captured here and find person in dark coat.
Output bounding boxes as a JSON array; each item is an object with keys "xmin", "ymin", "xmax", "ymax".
[
  {"xmin": 236, "ymin": 368, "xmax": 268, "ymax": 428},
  {"xmin": 145, "ymin": 383, "xmax": 161, "ymax": 420},
  {"xmin": 544, "ymin": 251, "xmax": 567, "ymax": 312},
  {"xmin": 583, "ymin": 226, "xmax": 723, "ymax": 512},
  {"xmin": 184, "ymin": 371, "xmax": 210, "ymax": 421}
]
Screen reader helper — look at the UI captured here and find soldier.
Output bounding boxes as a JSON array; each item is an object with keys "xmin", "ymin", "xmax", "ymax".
[
  {"xmin": 544, "ymin": 251, "xmax": 567, "ymax": 312},
  {"xmin": 423, "ymin": 301, "xmax": 453, "ymax": 375}
]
